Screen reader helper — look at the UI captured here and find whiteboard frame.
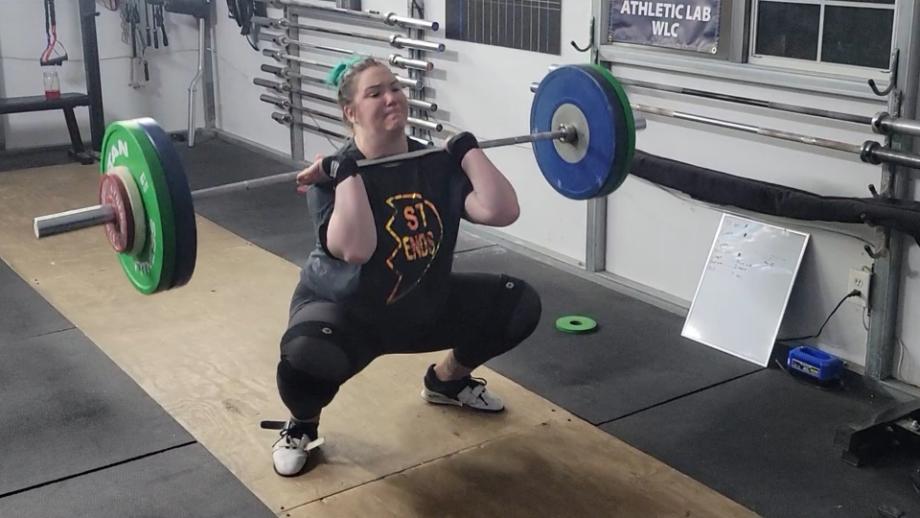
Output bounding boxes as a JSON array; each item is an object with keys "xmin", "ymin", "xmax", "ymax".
[{"xmin": 682, "ymin": 213, "xmax": 810, "ymax": 366}]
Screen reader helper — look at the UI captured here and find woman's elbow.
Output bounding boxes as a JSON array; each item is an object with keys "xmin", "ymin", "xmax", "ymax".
[
  {"xmin": 486, "ymin": 202, "xmax": 520, "ymax": 227},
  {"xmin": 329, "ymin": 238, "xmax": 376, "ymax": 264}
]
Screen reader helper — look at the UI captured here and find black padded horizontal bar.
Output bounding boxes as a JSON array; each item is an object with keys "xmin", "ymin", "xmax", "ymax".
[{"xmin": 0, "ymin": 93, "xmax": 91, "ymax": 115}]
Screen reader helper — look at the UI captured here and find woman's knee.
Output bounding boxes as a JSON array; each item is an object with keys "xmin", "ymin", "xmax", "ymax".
[
  {"xmin": 502, "ymin": 277, "xmax": 542, "ymax": 345},
  {"xmin": 280, "ymin": 321, "xmax": 353, "ymax": 383}
]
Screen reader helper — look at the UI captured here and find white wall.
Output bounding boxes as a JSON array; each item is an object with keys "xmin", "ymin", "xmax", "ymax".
[
  {"xmin": 0, "ymin": 0, "xmax": 205, "ymax": 150},
  {"xmin": 209, "ymin": 1, "xmax": 920, "ymax": 384},
  {"xmin": 212, "ymin": 1, "xmax": 291, "ymax": 153}
]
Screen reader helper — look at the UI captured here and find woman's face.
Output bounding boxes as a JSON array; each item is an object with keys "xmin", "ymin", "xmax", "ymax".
[{"xmin": 344, "ymin": 65, "xmax": 408, "ymax": 137}]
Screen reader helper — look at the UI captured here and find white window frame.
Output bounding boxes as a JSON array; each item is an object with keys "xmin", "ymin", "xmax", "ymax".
[{"xmin": 748, "ymin": 0, "xmax": 897, "ymax": 81}]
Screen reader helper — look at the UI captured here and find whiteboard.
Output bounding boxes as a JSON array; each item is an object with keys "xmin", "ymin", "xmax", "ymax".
[{"xmin": 682, "ymin": 214, "xmax": 810, "ymax": 367}]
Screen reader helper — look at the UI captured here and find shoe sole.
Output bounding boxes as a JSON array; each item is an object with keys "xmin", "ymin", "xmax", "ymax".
[{"xmin": 420, "ymin": 388, "xmax": 505, "ymax": 412}]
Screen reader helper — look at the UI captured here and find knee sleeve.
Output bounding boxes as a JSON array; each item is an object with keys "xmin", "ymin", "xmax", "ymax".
[
  {"xmin": 276, "ymin": 321, "xmax": 359, "ymax": 419},
  {"xmin": 501, "ymin": 277, "xmax": 542, "ymax": 345},
  {"xmin": 280, "ymin": 321, "xmax": 353, "ymax": 383}
]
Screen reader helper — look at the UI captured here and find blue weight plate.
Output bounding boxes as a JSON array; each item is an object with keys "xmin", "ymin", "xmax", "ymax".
[
  {"xmin": 530, "ymin": 65, "xmax": 627, "ymax": 200},
  {"xmin": 137, "ymin": 118, "xmax": 197, "ymax": 291}
]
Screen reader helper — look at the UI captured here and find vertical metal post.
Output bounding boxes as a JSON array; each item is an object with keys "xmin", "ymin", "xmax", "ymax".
[
  {"xmin": 586, "ymin": 198, "xmax": 607, "ymax": 272},
  {"xmin": 586, "ymin": 7, "xmax": 607, "ymax": 273},
  {"xmin": 78, "ymin": 0, "xmax": 105, "ymax": 152},
  {"xmin": 203, "ymin": 2, "xmax": 217, "ymax": 129},
  {"xmin": 866, "ymin": 0, "xmax": 920, "ymax": 380},
  {"xmin": 0, "ymin": 34, "xmax": 6, "ymax": 151},
  {"xmin": 286, "ymin": 7, "xmax": 305, "ymax": 161},
  {"xmin": 406, "ymin": 0, "xmax": 430, "ymax": 143}
]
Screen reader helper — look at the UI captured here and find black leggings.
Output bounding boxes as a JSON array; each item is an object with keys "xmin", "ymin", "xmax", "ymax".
[{"xmin": 276, "ymin": 273, "xmax": 542, "ymax": 420}]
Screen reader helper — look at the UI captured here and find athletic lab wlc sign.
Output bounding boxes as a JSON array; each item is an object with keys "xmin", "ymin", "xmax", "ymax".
[{"xmin": 607, "ymin": 0, "xmax": 721, "ymax": 54}]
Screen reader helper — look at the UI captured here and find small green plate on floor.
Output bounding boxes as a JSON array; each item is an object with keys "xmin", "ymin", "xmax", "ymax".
[{"xmin": 555, "ymin": 315, "xmax": 598, "ymax": 334}]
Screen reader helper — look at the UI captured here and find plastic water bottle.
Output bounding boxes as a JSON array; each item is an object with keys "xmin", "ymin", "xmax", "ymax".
[{"xmin": 43, "ymin": 69, "xmax": 61, "ymax": 100}]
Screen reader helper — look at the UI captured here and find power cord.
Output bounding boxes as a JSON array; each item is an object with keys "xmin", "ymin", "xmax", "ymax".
[{"xmin": 776, "ymin": 289, "xmax": 861, "ymax": 343}]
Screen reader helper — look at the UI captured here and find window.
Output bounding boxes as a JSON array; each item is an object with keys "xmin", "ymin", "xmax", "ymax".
[{"xmin": 750, "ymin": 0, "xmax": 895, "ymax": 73}]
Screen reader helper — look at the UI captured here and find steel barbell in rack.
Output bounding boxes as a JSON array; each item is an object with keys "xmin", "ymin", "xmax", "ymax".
[
  {"xmin": 253, "ymin": 77, "xmax": 437, "ymax": 113},
  {"xmin": 252, "ymin": 16, "xmax": 445, "ymax": 54},
  {"xmin": 261, "ymin": 62, "xmax": 421, "ymax": 90},
  {"xmin": 266, "ymin": 35, "xmax": 433, "ymax": 72},
  {"xmin": 269, "ymin": 104, "xmax": 443, "ymax": 133},
  {"xmin": 256, "ymin": 0, "xmax": 439, "ymax": 32},
  {"xmin": 33, "ymin": 65, "xmax": 642, "ymax": 294},
  {"xmin": 264, "ymin": 47, "xmax": 432, "ymax": 74}
]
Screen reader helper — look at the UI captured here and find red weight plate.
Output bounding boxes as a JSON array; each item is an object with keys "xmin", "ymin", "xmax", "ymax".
[{"xmin": 98, "ymin": 173, "xmax": 135, "ymax": 253}]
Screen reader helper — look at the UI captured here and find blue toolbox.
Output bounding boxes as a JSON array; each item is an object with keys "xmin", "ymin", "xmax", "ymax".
[{"xmin": 787, "ymin": 345, "xmax": 844, "ymax": 382}]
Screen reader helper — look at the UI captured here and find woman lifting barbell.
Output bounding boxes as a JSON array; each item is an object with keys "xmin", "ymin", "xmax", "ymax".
[{"xmin": 266, "ymin": 56, "xmax": 542, "ymax": 477}]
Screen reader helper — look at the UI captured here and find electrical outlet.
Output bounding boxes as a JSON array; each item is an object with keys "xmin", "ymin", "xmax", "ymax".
[{"xmin": 847, "ymin": 268, "xmax": 871, "ymax": 307}]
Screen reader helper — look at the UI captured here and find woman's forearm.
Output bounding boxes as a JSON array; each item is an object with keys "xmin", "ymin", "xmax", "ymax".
[
  {"xmin": 326, "ymin": 176, "xmax": 377, "ymax": 264},
  {"xmin": 461, "ymin": 149, "xmax": 520, "ymax": 226}
]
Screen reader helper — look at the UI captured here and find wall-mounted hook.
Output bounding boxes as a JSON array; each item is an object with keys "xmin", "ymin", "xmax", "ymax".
[
  {"xmin": 571, "ymin": 17, "xmax": 595, "ymax": 53},
  {"xmin": 868, "ymin": 49, "xmax": 899, "ymax": 97}
]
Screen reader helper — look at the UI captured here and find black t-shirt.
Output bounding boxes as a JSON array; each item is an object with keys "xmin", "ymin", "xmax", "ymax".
[{"xmin": 298, "ymin": 137, "xmax": 473, "ymax": 330}]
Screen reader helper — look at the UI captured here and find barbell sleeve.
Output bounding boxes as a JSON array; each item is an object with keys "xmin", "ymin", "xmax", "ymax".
[
  {"xmin": 34, "ymin": 204, "xmax": 116, "ymax": 239},
  {"xmin": 872, "ymin": 112, "xmax": 920, "ymax": 138},
  {"xmin": 254, "ymin": 77, "xmax": 287, "ymax": 92}
]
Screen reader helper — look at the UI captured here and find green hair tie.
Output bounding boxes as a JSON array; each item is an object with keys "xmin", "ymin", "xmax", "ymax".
[{"xmin": 325, "ymin": 55, "xmax": 364, "ymax": 87}]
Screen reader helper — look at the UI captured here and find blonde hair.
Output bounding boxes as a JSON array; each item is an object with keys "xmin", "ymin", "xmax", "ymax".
[{"xmin": 326, "ymin": 56, "xmax": 388, "ymax": 129}]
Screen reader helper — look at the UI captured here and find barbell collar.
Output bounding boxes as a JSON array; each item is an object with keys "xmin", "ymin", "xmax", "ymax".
[
  {"xmin": 872, "ymin": 111, "xmax": 920, "ymax": 138},
  {"xmin": 862, "ymin": 141, "xmax": 920, "ymax": 169}
]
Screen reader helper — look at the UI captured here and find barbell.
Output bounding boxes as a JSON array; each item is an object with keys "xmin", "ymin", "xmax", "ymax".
[{"xmin": 33, "ymin": 64, "xmax": 640, "ymax": 294}]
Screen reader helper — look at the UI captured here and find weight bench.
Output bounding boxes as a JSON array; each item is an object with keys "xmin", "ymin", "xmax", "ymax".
[{"xmin": 0, "ymin": 93, "xmax": 95, "ymax": 164}]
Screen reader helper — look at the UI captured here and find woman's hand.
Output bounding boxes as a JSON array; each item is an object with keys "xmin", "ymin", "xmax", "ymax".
[{"xmin": 296, "ymin": 154, "xmax": 332, "ymax": 187}]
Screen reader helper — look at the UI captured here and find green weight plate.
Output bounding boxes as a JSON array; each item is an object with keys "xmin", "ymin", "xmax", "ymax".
[
  {"xmin": 100, "ymin": 120, "xmax": 176, "ymax": 294},
  {"xmin": 555, "ymin": 315, "xmax": 598, "ymax": 334},
  {"xmin": 591, "ymin": 65, "xmax": 636, "ymax": 188}
]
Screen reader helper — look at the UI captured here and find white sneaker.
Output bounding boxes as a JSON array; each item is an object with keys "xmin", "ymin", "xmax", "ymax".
[
  {"xmin": 421, "ymin": 364, "xmax": 505, "ymax": 412},
  {"xmin": 262, "ymin": 420, "xmax": 325, "ymax": 477}
]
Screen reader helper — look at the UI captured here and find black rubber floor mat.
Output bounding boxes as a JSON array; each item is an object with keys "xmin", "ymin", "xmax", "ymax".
[
  {"xmin": 453, "ymin": 246, "xmax": 761, "ymax": 424},
  {"xmin": 0, "ymin": 443, "xmax": 274, "ymax": 518},
  {"xmin": 0, "ymin": 260, "xmax": 72, "ymax": 341},
  {"xmin": 602, "ymin": 368, "xmax": 920, "ymax": 518},
  {"xmin": 0, "ymin": 329, "xmax": 193, "ymax": 497}
]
